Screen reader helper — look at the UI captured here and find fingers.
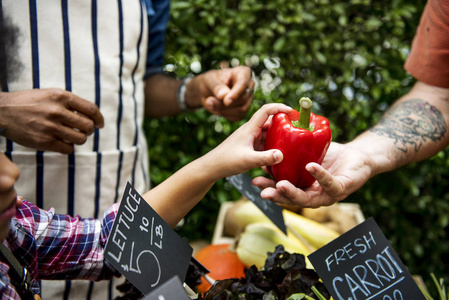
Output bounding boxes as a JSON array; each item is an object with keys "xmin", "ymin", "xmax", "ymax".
[
  {"xmin": 44, "ymin": 89, "xmax": 104, "ymax": 151},
  {"xmin": 67, "ymin": 93, "xmax": 104, "ymax": 129},
  {"xmin": 37, "ymin": 89, "xmax": 105, "ymax": 153},
  {"xmin": 222, "ymin": 67, "xmax": 254, "ymax": 106},
  {"xmin": 252, "ymin": 176, "xmax": 277, "ymax": 189},
  {"xmin": 306, "ymin": 162, "xmax": 343, "ymax": 196},
  {"xmin": 212, "ymin": 84, "xmax": 231, "ymax": 101},
  {"xmin": 205, "ymin": 71, "xmax": 231, "ymax": 103},
  {"xmin": 44, "ymin": 140, "xmax": 75, "ymax": 154},
  {"xmin": 28, "ymin": 126, "xmax": 77, "ymax": 153},
  {"xmin": 254, "ymin": 163, "xmax": 344, "ymax": 208},
  {"xmin": 0, "ymin": 89, "xmax": 104, "ymax": 154},
  {"xmin": 57, "ymin": 110, "xmax": 96, "ymax": 135},
  {"xmin": 258, "ymin": 181, "xmax": 326, "ymax": 208},
  {"xmin": 46, "ymin": 88, "xmax": 104, "ymax": 131},
  {"xmin": 221, "ymin": 102, "xmax": 252, "ymax": 122},
  {"xmin": 207, "ymin": 67, "xmax": 254, "ymax": 106},
  {"xmin": 53, "ymin": 123, "xmax": 89, "ymax": 146},
  {"xmin": 248, "ymin": 103, "xmax": 293, "ymax": 129},
  {"xmin": 261, "ymin": 180, "xmax": 305, "ymax": 202},
  {"xmin": 200, "ymin": 67, "xmax": 255, "ymax": 121},
  {"xmin": 222, "ymin": 77, "xmax": 254, "ymax": 107}
]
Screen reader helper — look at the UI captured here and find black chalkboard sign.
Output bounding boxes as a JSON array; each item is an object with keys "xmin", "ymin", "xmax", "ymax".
[
  {"xmin": 104, "ymin": 182, "xmax": 193, "ymax": 295},
  {"xmin": 142, "ymin": 276, "xmax": 190, "ymax": 300},
  {"xmin": 308, "ymin": 217, "xmax": 425, "ymax": 300},
  {"xmin": 227, "ymin": 173, "xmax": 286, "ymax": 234}
]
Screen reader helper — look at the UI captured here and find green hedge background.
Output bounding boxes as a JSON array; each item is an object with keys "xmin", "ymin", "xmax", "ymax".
[{"xmin": 145, "ymin": 0, "xmax": 448, "ymax": 291}]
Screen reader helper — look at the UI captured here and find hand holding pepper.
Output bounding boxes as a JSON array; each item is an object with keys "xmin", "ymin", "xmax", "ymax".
[
  {"xmin": 264, "ymin": 97, "xmax": 332, "ymax": 189},
  {"xmin": 253, "ymin": 142, "xmax": 374, "ymax": 208}
]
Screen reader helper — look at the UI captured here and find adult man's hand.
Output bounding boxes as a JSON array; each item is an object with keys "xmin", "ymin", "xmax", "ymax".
[
  {"xmin": 252, "ymin": 142, "xmax": 374, "ymax": 208},
  {"xmin": 0, "ymin": 88, "xmax": 104, "ymax": 154},
  {"xmin": 188, "ymin": 66, "xmax": 255, "ymax": 121}
]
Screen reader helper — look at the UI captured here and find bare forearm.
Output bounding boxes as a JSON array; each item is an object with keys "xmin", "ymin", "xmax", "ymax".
[
  {"xmin": 144, "ymin": 73, "xmax": 206, "ymax": 118},
  {"xmin": 349, "ymin": 81, "xmax": 449, "ymax": 177},
  {"xmin": 141, "ymin": 152, "xmax": 224, "ymax": 228},
  {"xmin": 139, "ymin": 103, "xmax": 291, "ymax": 227},
  {"xmin": 144, "ymin": 74, "xmax": 183, "ymax": 117}
]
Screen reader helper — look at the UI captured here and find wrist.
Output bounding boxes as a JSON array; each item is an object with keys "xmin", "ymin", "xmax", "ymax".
[
  {"xmin": 177, "ymin": 76, "xmax": 199, "ymax": 112},
  {"xmin": 348, "ymin": 133, "xmax": 395, "ymax": 177},
  {"xmin": 196, "ymin": 151, "xmax": 227, "ymax": 182}
]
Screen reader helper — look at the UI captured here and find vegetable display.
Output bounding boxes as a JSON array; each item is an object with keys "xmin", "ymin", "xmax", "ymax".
[
  {"xmin": 232, "ymin": 200, "xmax": 340, "ymax": 251},
  {"xmin": 236, "ymin": 222, "xmax": 312, "ymax": 270},
  {"xmin": 198, "ymin": 245, "xmax": 330, "ymax": 300},
  {"xmin": 195, "ymin": 244, "xmax": 246, "ymax": 293},
  {"xmin": 264, "ymin": 97, "xmax": 331, "ymax": 189}
]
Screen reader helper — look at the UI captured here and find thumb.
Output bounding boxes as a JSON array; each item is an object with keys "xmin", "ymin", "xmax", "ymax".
[
  {"xmin": 254, "ymin": 149, "xmax": 283, "ymax": 168},
  {"xmin": 213, "ymin": 83, "xmax": 231, "ymax": 101}
]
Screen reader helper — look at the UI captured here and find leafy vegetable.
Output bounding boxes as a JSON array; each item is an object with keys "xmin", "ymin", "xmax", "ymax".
[{"xmin": 198, "ymin": 245, "xmax": 330, "ymax": 300}]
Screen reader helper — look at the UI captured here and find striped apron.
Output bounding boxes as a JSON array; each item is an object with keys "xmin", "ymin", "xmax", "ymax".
[{"xmin": 1, "ymin": 0, "xmax": 151, "ymax": 298}]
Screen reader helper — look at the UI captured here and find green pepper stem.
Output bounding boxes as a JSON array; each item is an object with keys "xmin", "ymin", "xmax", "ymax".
[{"xmin": 297, "ymin": 97, "xmax": 313, "ymax": 130}]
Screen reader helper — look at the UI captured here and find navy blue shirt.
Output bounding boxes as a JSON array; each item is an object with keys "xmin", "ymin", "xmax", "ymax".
[{"xmin": 145, "ymin": 0, "xmax": 171, "ymax": 78}]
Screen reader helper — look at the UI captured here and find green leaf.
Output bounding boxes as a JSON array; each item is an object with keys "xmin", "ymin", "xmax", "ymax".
[
  {"xmin": 171, "ymin": 1, "xmax": 191, "ymax": 9},
  {"xmin": 364, "ymin": 17, "xmax": 383, "ymax": 31},
  {"xmin": 315, "ymin": 52, "xmax": 327, "ymax": 64},
  {"xmin": 274, "ymin": 37, "xmax": 286, "ymax": 52}
]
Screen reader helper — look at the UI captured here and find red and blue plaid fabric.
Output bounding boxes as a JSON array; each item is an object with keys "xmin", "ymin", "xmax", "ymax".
[{"xmin": 0, "ymin": 200, "xmax": 120, "ymax": 299}]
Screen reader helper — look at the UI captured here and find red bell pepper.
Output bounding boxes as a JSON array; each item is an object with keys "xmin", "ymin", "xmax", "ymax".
[{"xmin": 264, "ymin": 97, "xmax": 332, "ymax": 189}]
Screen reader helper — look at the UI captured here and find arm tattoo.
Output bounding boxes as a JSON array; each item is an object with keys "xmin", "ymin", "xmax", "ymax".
[{"xmin": 369, "ymin": 99, "xmax": 447, "ymax": 153}]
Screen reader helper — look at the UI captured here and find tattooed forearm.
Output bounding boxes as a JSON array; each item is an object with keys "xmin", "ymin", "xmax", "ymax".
[{"xmin": 369, "ymin": 99, "xmax": 447, "ymax": 153}]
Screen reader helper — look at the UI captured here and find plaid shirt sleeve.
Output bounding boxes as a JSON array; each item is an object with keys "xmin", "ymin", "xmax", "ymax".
[{"xmin": 7, "ymin": 201, "xmax": 121, "ymax": 282}]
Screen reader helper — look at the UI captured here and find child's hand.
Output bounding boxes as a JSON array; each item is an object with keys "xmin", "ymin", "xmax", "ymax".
[
  {"xmin": 142, "ymin": 103, "xmax": 292, "ymax": 227},
  {"xmin": 207, "ymin": 103, "xmax": 293, "ymax": 179}
]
